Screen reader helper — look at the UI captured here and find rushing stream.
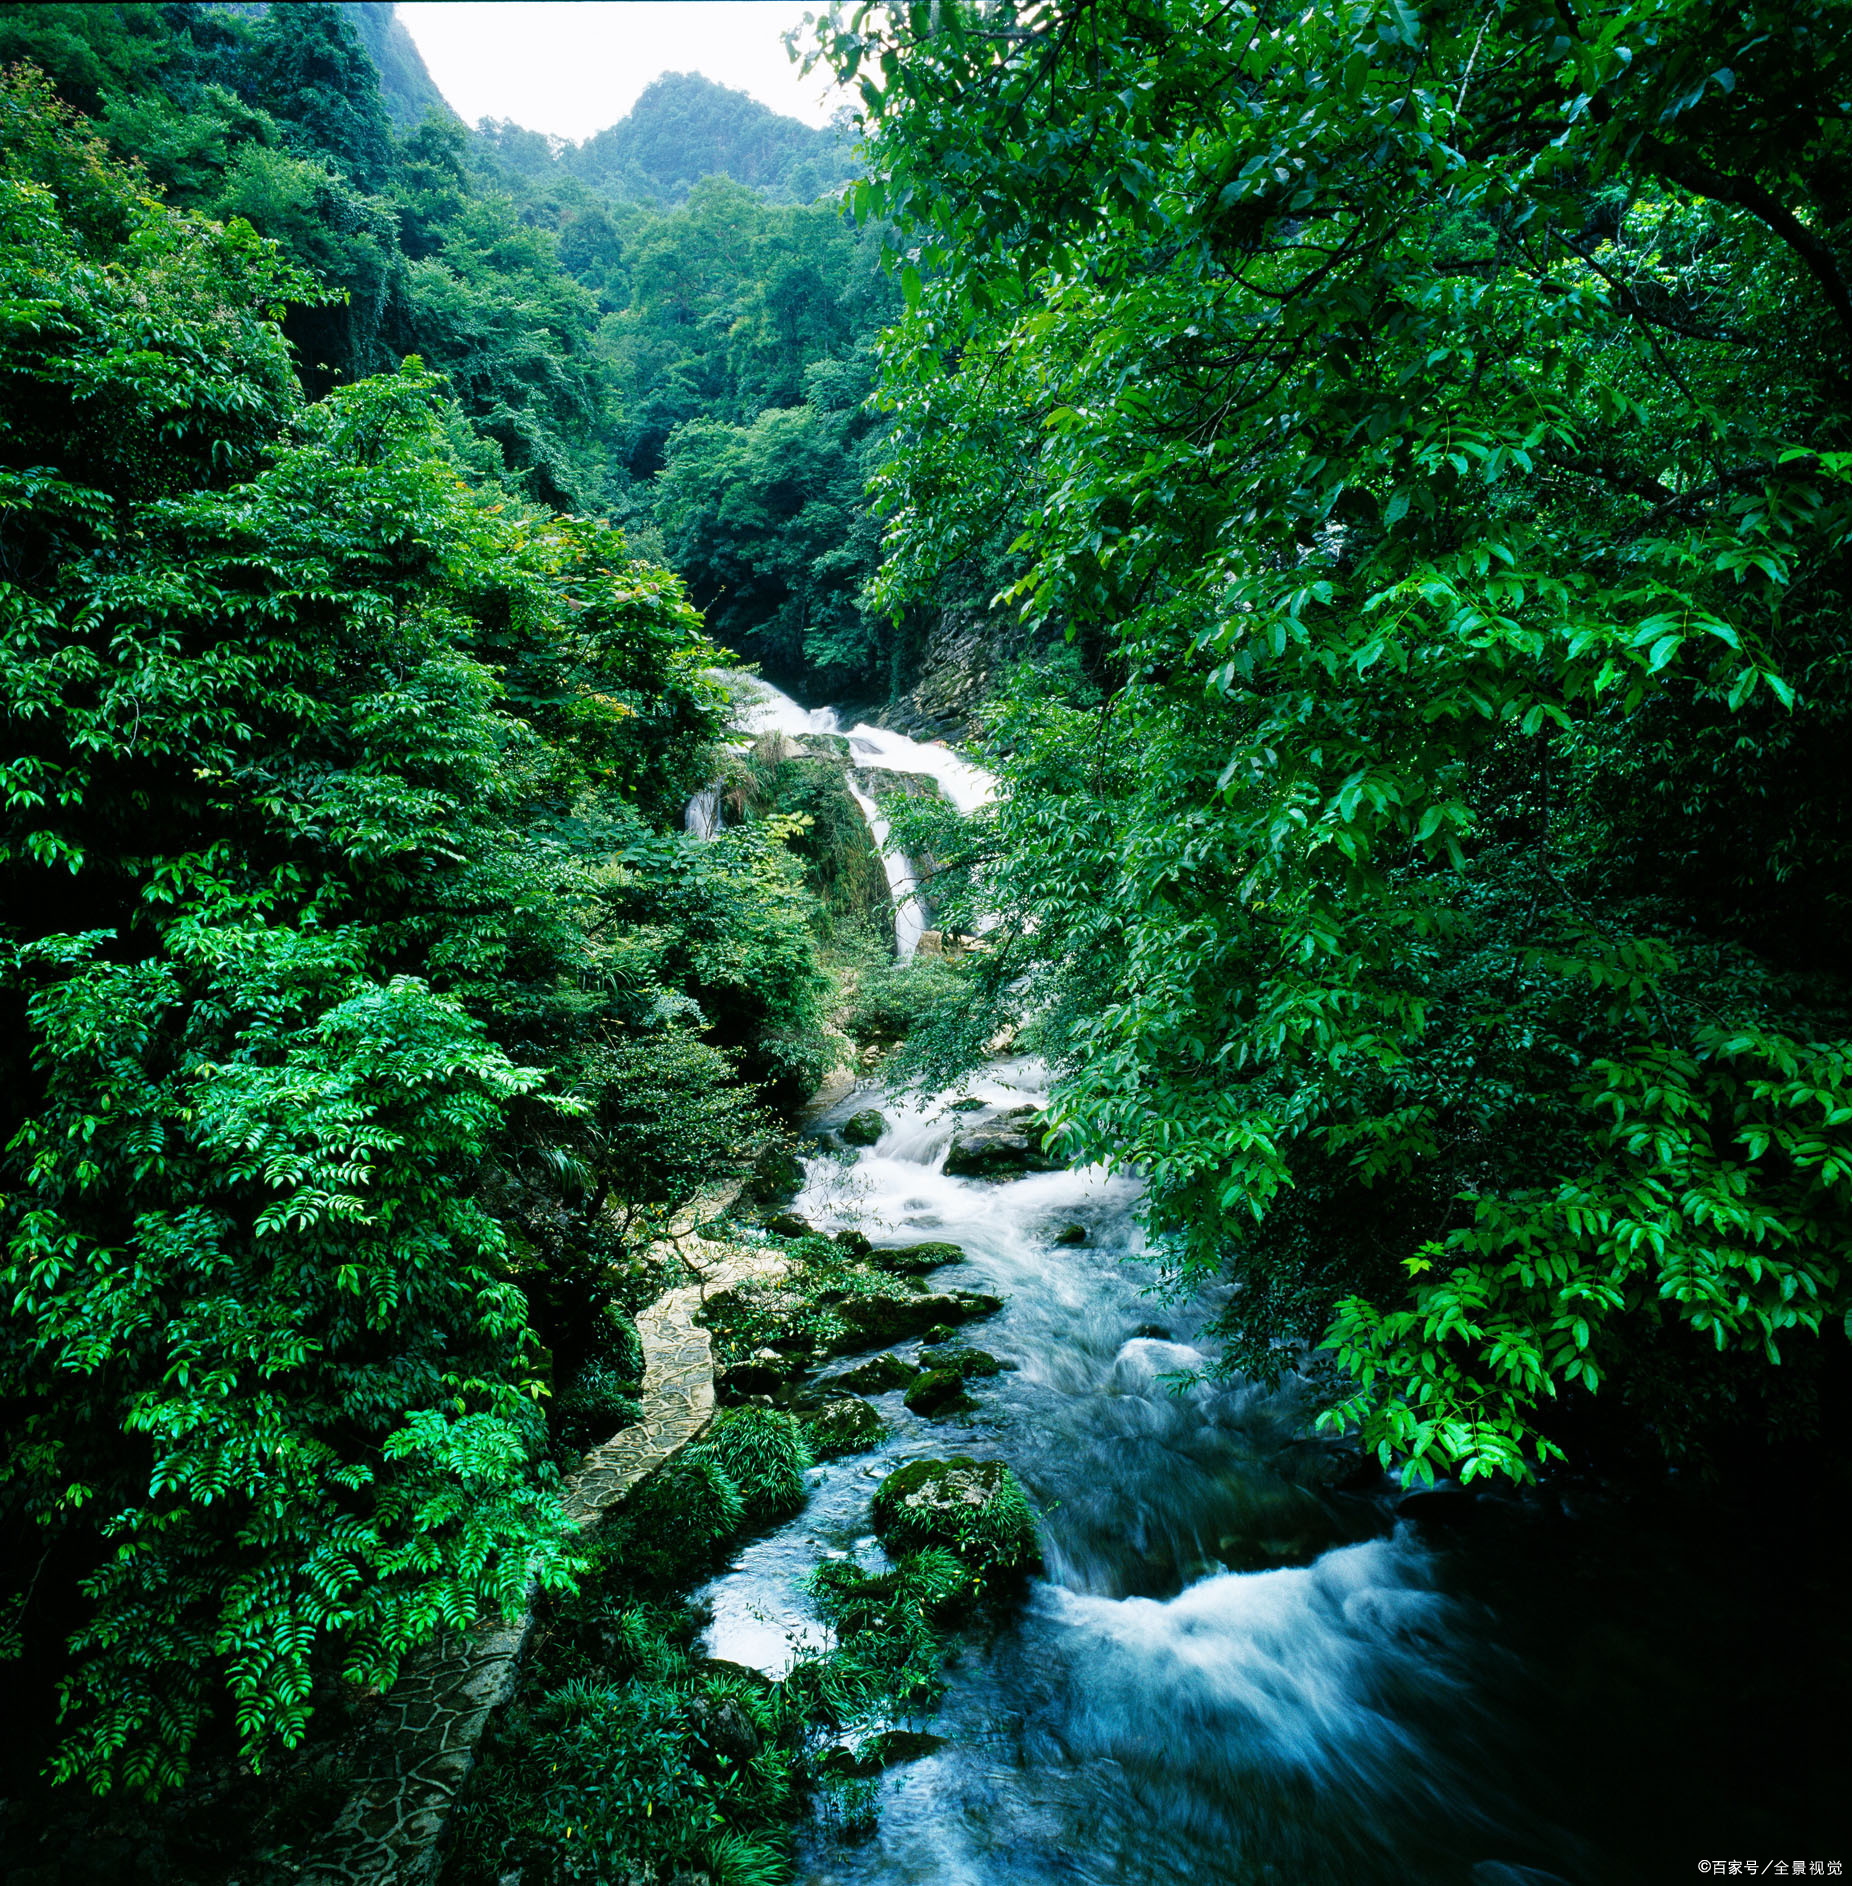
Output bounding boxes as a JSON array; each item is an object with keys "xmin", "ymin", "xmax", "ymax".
[{"xmin": 691, "ymin": 681, "xmax": 1848, "ymax": 1886}]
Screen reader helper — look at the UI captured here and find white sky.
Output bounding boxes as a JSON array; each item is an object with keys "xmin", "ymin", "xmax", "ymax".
[{"xmin": 395, "ymin": 3, "xmax": 846, "ymax": 138}]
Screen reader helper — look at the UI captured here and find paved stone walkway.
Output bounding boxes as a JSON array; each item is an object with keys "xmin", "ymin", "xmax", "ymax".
[{"xmin": 299, "ymin": 1235, "xmax": 787, "ymax": 1885}]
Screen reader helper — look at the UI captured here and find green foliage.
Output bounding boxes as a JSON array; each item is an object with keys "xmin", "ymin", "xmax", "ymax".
[
  {"xmin": 814, "ymin": 0, "xmax": 1852, "ymax": 1479},
  {"xmin": 688, "ymin": 1408, "xmax": 813, "ymax": 1526},
  {"xmin": 603, "ymin": 1462, "xmax": 747, "ymax": 1597},
  {"xmin": 0, "ymin": 74, "xmax": 821, "ymax": 1801},
  {"xmin": 843, "ymin": 954, "xmax": 966, "ymax": 1046},
  {"xmin": 550, "ymin": 71, "xmax": 855, "ymax": 207},
  {"xmin": 800, "ymin": 1396, "xmax": 887, "ymax": 1461}
]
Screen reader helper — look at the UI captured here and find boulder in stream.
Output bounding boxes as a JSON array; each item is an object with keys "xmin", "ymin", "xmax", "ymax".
[
  {"xmin": 943, "ymin": 1106, "xmax": 1061, "ymax": 1179},
  {"xmin": 918, "ymin": 1345, "xmax": 1012, "ymax": 1378},
  {"xmin": 903, "ymin": 1368, "xmax": 973, "ymax": 1416},
  {"xmin": 827, "ymin": 1289, "xmax": 999, "ymax": 1352},
  {"xmin": 835, "ymin": 1353, "xmax": 920, "ymax": 1394},
  {"xmin": 872, "ymin": 1456, "xmax": 1041, "ymax": 1581},
  {"xmin": 870, "ymin": 1239, "xmax": 967, "ymax": 1275},
  {"xmin": 803, "ymin": 1395, "xmax": 888, "ymax": 1459},
  {"xmin": 840, "ymin": 1108, "xmax": 887, "ymax": 1146}
]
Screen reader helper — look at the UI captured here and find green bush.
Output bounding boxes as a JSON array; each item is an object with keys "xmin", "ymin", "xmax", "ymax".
[
  {"xmin": 604, "ymin": 1460, "xmax": 745, "ymax": 1594},
  {"xmin": 843, "ymin": 956, "xmax": 965, "ymax": 1045},
  {"xmin": 551, "ymin": 1358, "xmax": 643, "ymax": 1459},
  {"xmin": 690, "ymin": 1407, "xmax": 813, "ymax": 1526},
  {"xmin": 451, "ymin": 1665, "xmax": 794, "ymax": 1886}
]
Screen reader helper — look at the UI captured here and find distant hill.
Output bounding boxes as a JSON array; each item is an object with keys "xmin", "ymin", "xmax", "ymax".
[
  {"xmin": 478, "ymin": 70, "xmax": 857, "ymax": 207},
  {"xmin": 339, "ymin": 0, "xmax": 454, "ymax": 131}
]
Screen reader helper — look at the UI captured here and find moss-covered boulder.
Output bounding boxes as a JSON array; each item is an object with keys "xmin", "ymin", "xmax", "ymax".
[
  {"xmin": 835, "ymin": 1354, "xmax": 920, "ymax": 1394},
  {"xmin": 871, "ymin": 1457, "xmax": 1041, "ymax": 1583},
  {"xmin": 841, "ymin": 1109, "xmax": 886, "ymax": 1146},
  {"xmin": 826, "ymin": 1289, "xmax": 996, "ymax": 1353},
  {"xmin": 871, "ymin": 1240, "xmax": 966, "ymax": 1275},
  {"xmin": 918, "ymin": 1345, "xmax": 1011, "ymax": 1379},
  {"xmin": 902, "ymin": 1368, "xmax": 971, "ymax": 1417},
  {"xmin": 943, "ymin": 1107, "xmax": 1061, "ymax": 1179},
  {"xmin": 803, "ymin": 1395, "xmax": 888, "ymax": 1460},
  {"xmin": 743, "ymin": 1144, "xmax": 806, "ymax": 1206}
]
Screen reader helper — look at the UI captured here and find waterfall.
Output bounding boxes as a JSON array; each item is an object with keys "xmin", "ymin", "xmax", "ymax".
[
  {"xmin": 846, "ymin": 777, "xmax": 926, "ymax": 962},
  {"xmin": 693, "ymin": 672, "xmax": 994, "ymax": 962},
  {"xmin": 683, "ymin": 782, "xmax": 722, "ymax": 840}
]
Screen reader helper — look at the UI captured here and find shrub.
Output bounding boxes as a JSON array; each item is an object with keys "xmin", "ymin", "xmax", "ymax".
[
  {"xmin": 550, "ymin": 1357, "xmax": 644, "ymax": 1460},
  {"xmin": 602, "ymin": 1460, "xmax": 745, "ymax": 1593},
  {"xmin": 843, "ymin": 956, "xmax": 965, "ymax": 1045},
  {"xmin": 690, "ymin": 1407, "xmax": 813, "ymax": 1526}
]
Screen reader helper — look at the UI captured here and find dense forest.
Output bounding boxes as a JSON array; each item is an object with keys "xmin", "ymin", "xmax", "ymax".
[{"xmin": 1, "ymin": 1, "xmax": 1848, "ymax": 1881}]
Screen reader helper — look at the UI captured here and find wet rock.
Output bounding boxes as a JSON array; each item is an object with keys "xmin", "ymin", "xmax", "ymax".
[
  {"xmin": 1274, "ymin": 1438, "xmax": 1377, "ymax": 1492},
  {"xmin": 1397, "ymin": 1485, "xmax": 1481, "ymax": 1526},
  {"xmin": 870, "ymin": 1240, "xmax": 967, "ymax": 1275},
  {"xmin": 872, "ymin": 1456, "xmax": 1041, "ymax": 1579},
  {"xmin": 904, "ymin": 1368, "xmax": 973, "ymax": 1416},
  {"xmin": 918, "ymin": 1345, "xmax": 1011, "ymax": 1378},
  {"xmin": 816, "ymin": 1728, "xmax": 949, "ymax": 1777},
  {"xmin": 1054, "ymin": 1223, "xmax": 1087, "ymax": 1245},
  {"xmin": 835, "ymin": 1354, "xmax": 921, "ymax": 1394},
  {"xmin": 833, "ymin": 1227, "xmax": 874, "ymax": 1256},
  {"xmin": 827, "ymin": 1290, "xmax": 994, "ymax": 1353},
  {"xmin": 766, "ymin": 1211, "xmax": 815, "ymax": 1239},
  {"xmin": 686, "ymin": 1693, "xmax": 762, "ymax": 1775},
  {"xmin": 1132, "ymin": 1324, "xmax": 1172, "ymax": 1341},
  {"xmin": 841, "ymin": 1109, "xmax": 887, "ymax": 1146},
  {"xmin": 943, "ymin": 1106, "xmax": 1061, "ymax": 1179},
  {"xmin": 949, "ymin": 1095, "xmax": 986, "ymax": 1112},
  {"xmin": 743, "ymin": 1144, "xmax": 805, "ymax": 1205},
  {"xmin": 804, "ymin": 1395, "xmax": 888, "ymax": 1460},
  {"xmin": 922, "ymin": 1323, "xmax": 958, "ymax": 1345},
  {"xmin": 716, "ymin": 1357, "xmax": 787, "ymax": 1401}
]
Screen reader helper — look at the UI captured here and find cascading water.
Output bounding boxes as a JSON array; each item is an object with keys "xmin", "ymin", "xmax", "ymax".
[
  {"xmin": 845, "ymin": 778, "xmax": 925, "ymax": 962},
  {"xmin": 697, "ymin": 1068, "xmax": 1595, "ymax": 1885},
  {"xmin": 686, "ymin": 675, "xmax": 972, "ymax": 946}
]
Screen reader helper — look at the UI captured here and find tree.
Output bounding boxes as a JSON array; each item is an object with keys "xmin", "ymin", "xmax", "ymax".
[
  {"xmin": 0, "ymin": 73, "xmax": 810, "ymax": 1795},
  {"xmin": 815, "ymin": 0, "xmax": 1852, "ymax": 1478}
]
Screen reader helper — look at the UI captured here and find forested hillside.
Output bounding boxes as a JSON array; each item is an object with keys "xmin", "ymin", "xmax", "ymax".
[
  {"xmin": 0, "ymin": 2, "xmax": 906, "ymax": 693},
  {"xmin": 0, "ymin": 0, "xmax": 857, "ymax": 1847}
]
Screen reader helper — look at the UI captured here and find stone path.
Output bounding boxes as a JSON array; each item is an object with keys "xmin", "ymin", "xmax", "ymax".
[{"xmin": 299, "ymin": 1235, "xmax": 788, "ymax": 1885}]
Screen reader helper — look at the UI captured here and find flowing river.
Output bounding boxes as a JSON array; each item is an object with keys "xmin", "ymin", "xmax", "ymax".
[{"xmin": 693, "ymin": 680, "xmax": 1847, "ymax": 1886}]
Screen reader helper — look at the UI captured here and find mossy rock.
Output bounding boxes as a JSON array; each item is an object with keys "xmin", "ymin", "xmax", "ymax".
[
  {"xmin": 826, "ymin": 1290, "xmax": 988, "ymax": 1353},
  {"xmin": 835, "ymin": 1353, "xmax": 920, "ymax": 1394},
  {"xmin": 816, "ymin": 1728, "xmax": 948, "ymax": 1777},
  {"xmin": 803, "ymin": 1395, "xmax": 888, "ymax": 1460},
  {"xmin": 1054, "ymin": 1223, "xmax": 1088, "ymax": 1245},
  {"xmin": 903, "ymin": 1368, "xmax": 972, "ymax": 1417},
  {"xmin": 870, "ymin": 1240, "xmax": 966, "ymax": 1275},
  {"xmin": 942, "ymin": 1106, "xmax": 1061, "ymax": 1179},
  {"xmin": 744, "ymin": 1144, "xmax": 806, "ymax": 1204},
  {"xmin": 766, "ymin": 1211, "xmax": 815, "ymax": 1239},
  {"xmin": 918, "ymin": 1345, "xmax": 1012, "ymax": 1379},
  {"xmin": 840, "ymin": 1109, "xmax": 887, "ymax": 1146},
  {"xmin": 872, "ymin": 1457, "xmax": 1040, "ymax": 1583},
  {"xmin": 833, "ymin": 1227, "xmax": 874, "ymax": 1256}
]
